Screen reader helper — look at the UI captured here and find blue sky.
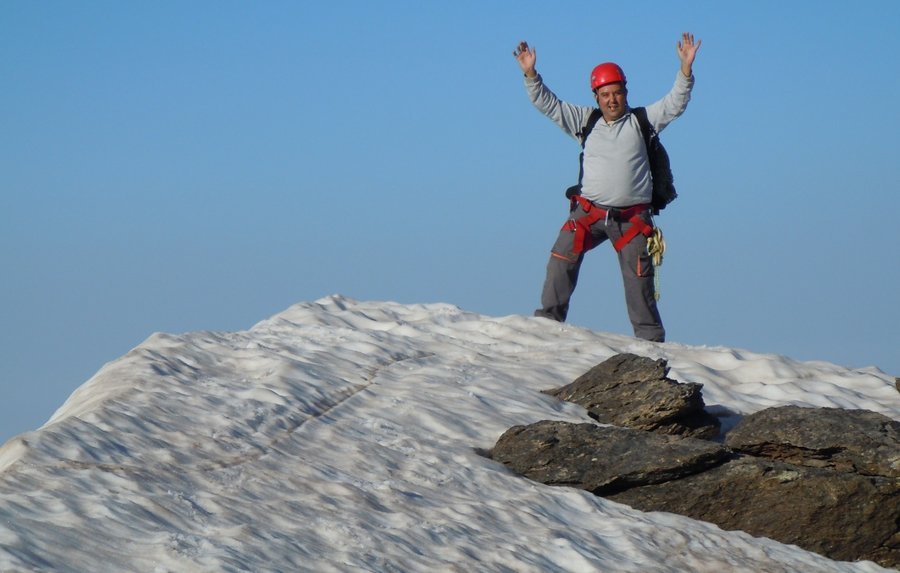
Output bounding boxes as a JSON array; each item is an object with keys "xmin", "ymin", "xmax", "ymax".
[{"xmin": 2, "ymin": 1, "xmax": 899, "ymax": 445}]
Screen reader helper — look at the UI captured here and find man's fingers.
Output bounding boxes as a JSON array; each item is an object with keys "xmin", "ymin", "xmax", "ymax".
[
  {"xmin": 513, "ymin": 41, "xmax": 529, "ymax": 57},
  {"xmin": 677, "ymin": 33, "xmax": 700, "ymax": 56},
  {"xmin": 680, "ymin": 32, "xmax": 699, "ymax": 50}
]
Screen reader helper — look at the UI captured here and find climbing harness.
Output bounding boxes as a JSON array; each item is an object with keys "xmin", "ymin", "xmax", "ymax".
[{"xmin": 566, "ymin": 195, "xmax": 653, "ymax": 255}]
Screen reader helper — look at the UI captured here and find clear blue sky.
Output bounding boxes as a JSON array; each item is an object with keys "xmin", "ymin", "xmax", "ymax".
[{"xmin": 2, "ymin": 1, "xmax": 899, "ymax": 445}]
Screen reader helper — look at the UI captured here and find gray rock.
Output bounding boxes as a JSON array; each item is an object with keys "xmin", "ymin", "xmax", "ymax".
[
  {"xmin": 543, "ymin": 353, "xmax": 720, "ymax": 439},
  {"xmin": 725, "ymin": 405, "xmax": 900, "ymax": 477},
  {"xmin": 492, "ymin": 420, "xmax": 729, "ymax": 495},
  {"xmin": 608, "ymin": 455, "xmax": 900, "ymax": 568},
  {"xmin": 495, "ymin": 354, "xmax": 900, "ymax": 569}
]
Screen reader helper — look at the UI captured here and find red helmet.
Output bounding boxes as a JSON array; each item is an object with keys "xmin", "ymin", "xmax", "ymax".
[{"xmin": 590, "ymin": 62, "xmax": 626, "ymax": 91}]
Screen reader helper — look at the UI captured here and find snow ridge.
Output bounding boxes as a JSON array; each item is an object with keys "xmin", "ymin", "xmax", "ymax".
[{"xmin": 0, "ymin": 295, "xmax": 895, "ymax": 572}]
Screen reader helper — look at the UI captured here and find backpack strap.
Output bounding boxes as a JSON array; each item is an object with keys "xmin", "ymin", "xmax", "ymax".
[
  {"xmin": 577, "ymin": 108, "xmax": 604, "ymax": 148},
  {"xmin": 630, "ymin": 106, "xmax": 654, "ymax": 149},
  {"xmin": 573, "ymin": 108, "xmax": 604, "ymax": 189},
  {"xmin": 631, "ymin": 106, "xmax": 677, "ymax": 214}
]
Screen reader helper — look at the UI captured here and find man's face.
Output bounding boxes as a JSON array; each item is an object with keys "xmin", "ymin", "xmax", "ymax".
[{"xmin": 594, "ymin": 82, "xmax": 628, "ymax": 122}]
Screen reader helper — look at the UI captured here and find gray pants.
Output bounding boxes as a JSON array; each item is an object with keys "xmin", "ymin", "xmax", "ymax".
[{"xmin": 535, "ymin": 205, "xmax": 665, "ymax": 342}]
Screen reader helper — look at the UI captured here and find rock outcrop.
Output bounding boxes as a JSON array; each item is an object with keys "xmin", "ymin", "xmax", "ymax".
[
  {"xmin": 492, "ymin": 420, "xmax": 728, "ymax": 495},
  {"xmin": 492, "ymin": 354, "xmax": 900, "ymax": 569},
  {"xmin": 543, "ymin": 353, "xmax": 720, "ymax": 439}
]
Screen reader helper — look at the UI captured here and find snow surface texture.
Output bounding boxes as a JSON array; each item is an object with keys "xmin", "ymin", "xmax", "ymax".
[{"xmin": 0, "ymin": 295, "xmax": 897, "ymax": 572}]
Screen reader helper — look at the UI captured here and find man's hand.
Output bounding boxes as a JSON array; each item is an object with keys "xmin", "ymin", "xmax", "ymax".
[
  {"xmin": 676, "ymin": 32, "xmax": 701, "ymax": 77},
  {"xmin": 513, "ymin": 41, "xmax": 537, "ymax": 78}
]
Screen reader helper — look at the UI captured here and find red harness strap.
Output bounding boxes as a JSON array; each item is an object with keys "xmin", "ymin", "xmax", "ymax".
[{"xmin": 566, "ymin": 196, "xmax": 653, "ymax": 254}]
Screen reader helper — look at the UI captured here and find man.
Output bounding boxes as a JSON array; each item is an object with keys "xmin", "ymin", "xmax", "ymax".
[{"xmin": 514, "ymin": 33, "xmax": 701, "ymax": 342}]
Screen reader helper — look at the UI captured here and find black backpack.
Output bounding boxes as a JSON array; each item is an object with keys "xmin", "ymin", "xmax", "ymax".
[{"xmin": 568, "ymin": 106, "xmax": 677, "ymax": 215}]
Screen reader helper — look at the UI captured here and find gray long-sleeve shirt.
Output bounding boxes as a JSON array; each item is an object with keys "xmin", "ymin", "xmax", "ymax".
[{"xmin": 525, "ymin": 71, "xmax": 694, "ymax": 207}]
